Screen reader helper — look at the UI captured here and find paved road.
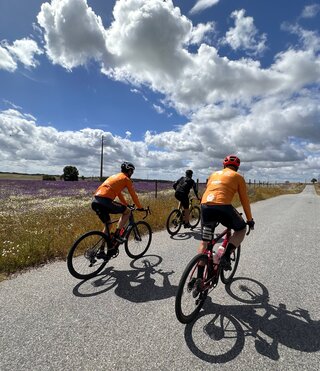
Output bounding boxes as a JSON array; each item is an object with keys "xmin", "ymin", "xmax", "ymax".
[{"xmin": 1, "ymin": 185, "xmax": 320, "ymax": 370}]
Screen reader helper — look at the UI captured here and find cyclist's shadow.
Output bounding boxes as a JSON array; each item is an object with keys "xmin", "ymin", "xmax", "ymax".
[
  {"xmin": 112, "ymin": 257, "xmax": 177, "ymax": 302},
  {"xmin": 184, "ymin": 277, "xmax": 320, "ymax": 363},
  {"xmin": 72, "ymin": 255, "xmax": 178, "ymax": 302}
]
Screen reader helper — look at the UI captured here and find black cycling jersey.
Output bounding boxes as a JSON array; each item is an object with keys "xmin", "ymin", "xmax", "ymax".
[{"xmin": 173, "ymin": 176, "xmax": 198, "ymax": 197}]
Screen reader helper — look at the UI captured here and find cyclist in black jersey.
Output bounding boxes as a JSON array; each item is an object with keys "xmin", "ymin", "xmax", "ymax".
[{"xmin": 173, "ymin": 170, "xmax": 200, "ymax": 228}]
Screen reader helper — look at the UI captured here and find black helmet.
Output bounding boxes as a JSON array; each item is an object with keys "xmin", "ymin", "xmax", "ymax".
[
  {"xmin": 186, "ymin": 169, "xmax": 193, "ymax": 177},
  {"xmin": 121, "ymin": 161, "xmax": 135, "ymax": 173}
]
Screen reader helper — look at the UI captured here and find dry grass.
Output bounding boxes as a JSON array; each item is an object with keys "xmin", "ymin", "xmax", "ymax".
[
  {"xmin": 314, "ymin": 183, "xmax": 320, "ymax": 196},
  {"xmin": 0, "ymin": 184, "xmax": 305, "ymax": 279}
]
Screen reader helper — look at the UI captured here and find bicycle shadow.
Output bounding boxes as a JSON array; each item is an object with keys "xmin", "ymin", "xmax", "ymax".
[
  {"xmin": 170, "ymin": 228, "xmax": 227, "ymax": 243},
  {"xmin": 169, "ymin": 227, "xmax": 202, "ymax": 241},
  {"xmin": 184, "ymin": 277, "xmax": 320, "ymax": 364},
  {"xmin": 72, "ymin": 255, "xmax": 178, "ymax": 302}
]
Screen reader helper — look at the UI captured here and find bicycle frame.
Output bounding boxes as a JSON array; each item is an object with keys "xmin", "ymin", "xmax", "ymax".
[
  {"xmin": 104, "ymin": 206, "xmax": 150, "ymax": 247},
  {"xmin": 199, "ymin": 226, "xmax": 232, "ymax": 289},
  {"xmin": 177, "ymin": 196, "xmax": 198, "ymax": 211}
]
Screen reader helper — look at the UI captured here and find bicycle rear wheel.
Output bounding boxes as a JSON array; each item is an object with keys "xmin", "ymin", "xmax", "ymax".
[
  {"xmin": 125, "ymin": 221, "xmax": 152, "ymax": 259},
  {"xmin": 220, "ymin": 246, "xmax": 241, "ymax": 284},
  {"xmin": 166, "ymin": 209, "xmax": 182, "ymax": 236},
  {"xmin": 67, "ymin": 231, "xmax": 108, "ymax": 280},
  {"xmin": 175, "ymin": 254, "xmax": 210, "ymax": 324},
  {"xmin": 189, "ymin": 205, "xmax": 200, "ymax": 228}
]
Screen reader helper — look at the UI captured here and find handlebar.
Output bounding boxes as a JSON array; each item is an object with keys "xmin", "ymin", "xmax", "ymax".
[
  {"xmin": 128, "ymin": 205, "xmax": 151, "ymax": 219},
  {"xmin": 139, "ymin": 206, "xmax": 151, "ymax": 220}
]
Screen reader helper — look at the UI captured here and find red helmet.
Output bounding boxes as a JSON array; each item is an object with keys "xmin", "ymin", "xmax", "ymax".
[{"xmin": 223, "ymin": 155, "xmax": 241, "ymax": 168}]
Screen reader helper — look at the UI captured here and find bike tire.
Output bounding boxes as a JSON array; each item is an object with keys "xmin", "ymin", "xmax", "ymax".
[
  {"xmin": 175, "ymin": 254, "xmax": 209, "ymax": 324},
  {"xmin": 220, "ymin": 246, "xmax": 241, "ymax": 284},
  {"xmin": 67, "ymin": 230, "xmax": 108, "ymax": 280},
  {"xmin": 189, "ymin": 205, "xmax": 200, "ymax": 228},
  {"xmin": 166, "ymin": 209, "xmax": 182, "ymax": 236},
  {"xmin": 125, "ymin": 221, "xmax": 152, "ymax": 259}
]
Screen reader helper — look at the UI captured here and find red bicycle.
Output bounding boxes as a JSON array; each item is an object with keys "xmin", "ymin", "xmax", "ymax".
[{"xmin": 175, "ymin": 221, "xmax": 252, "ymax": 323}]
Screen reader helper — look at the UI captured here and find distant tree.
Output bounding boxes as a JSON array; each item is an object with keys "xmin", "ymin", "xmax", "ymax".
[
  {"xmin": 63, "ymin": 166, "xmax": 79, "ymax": 181},
  {"xmin": 311, "ymin": 178, "xmax": 317, "ymax": 184},
  {"xmin": 42, "ymin": 174, "xmax": 56, "ymax": 181}
]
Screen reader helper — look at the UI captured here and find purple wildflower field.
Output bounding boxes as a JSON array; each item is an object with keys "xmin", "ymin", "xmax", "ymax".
[{"xmin": 0, "ymin": 179, "xmax": 173, "ymax": 200}]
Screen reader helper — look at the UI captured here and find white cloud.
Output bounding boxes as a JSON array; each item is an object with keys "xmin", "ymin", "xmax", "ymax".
[
  {"xmin": 189, "ymin": 22, "xmax": 215, "ymax": 45},
  {"xmin": 0, "ymin": 38, "xmax": 42, "ymax": 71},
  {"xmin": 2, "ymin": 0, "xmax": 320, "ymax": 181},
  {"xmin": 37, "ymin": 0, "xmax": 111, "ymax": 69},
  {"xmin": 36, "ymin": 0, "xmax": 320, "ymax": 116},
  {"xmin": 189, "ymin": 0, "xmax": 220, "ymax": 15},
  {"xmin": 104, "ymin": 0, "xmax": 192, "ymax": 80},
  {"xmin": 0, "ymin": 45, "xmax": 17, "ymax": 71},
  {"xmin": 282, "ymin": 23, "xmax": 320, "ymax": 52},
  {"xmin": 153, "ymin": 104, "xmax": 165, "ymax": 114},
  {"xmin": 222, "ymin": 9, "xmax": 267, "ymax": 56},
  {"xmin": 0, "ymin": 108, "xmax": 150, "ymax": 177},
  {"xmin": 301, "ymin": 4, "xmax": 320, "ymax": 19},
  {"xmin": 5, "ymin": 38, "xmax": 43, "ymax": 68}
]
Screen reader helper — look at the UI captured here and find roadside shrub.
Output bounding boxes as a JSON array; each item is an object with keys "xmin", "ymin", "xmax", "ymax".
[{"xmin": 42, "ymin": 175, "xmax": 56, "ymax": 181}]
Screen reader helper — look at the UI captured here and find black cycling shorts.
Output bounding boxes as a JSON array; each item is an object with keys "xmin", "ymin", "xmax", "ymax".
[
  {"xmin": 91, "ymin": 196, "xmax": 127, "ymax": 223},
  {"xmin": 175, "ymin": 191, "xmax": 189, "ymax": 209},
  {"xmin": 201, "ymin": 204, "xmax": 246, "ymax": 233}
]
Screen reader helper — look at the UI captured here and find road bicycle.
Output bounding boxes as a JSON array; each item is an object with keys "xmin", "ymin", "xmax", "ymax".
[
  {"xmin": 166, "ymin": 197, "xmax": 201, "ymax": 236},
  {"xmin": 175, "ymin": 222, "xmax": 252, "ymax": 323},
  {"xmin": 67, "ymin": 206, "xmax": 152, "ymax": 280}
]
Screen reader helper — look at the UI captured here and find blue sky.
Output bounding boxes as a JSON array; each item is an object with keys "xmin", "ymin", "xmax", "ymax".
[{"xmin": 0, "ymin": 0, "xmax": 319, "ymax": 181}]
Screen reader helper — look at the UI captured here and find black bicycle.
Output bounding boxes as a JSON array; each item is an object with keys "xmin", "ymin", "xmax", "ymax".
[
  {"xmin": 175, "ymin": 222, "xmax": 252, "ymax": 323},
  {"xmin": 166, "ymin": 197, "xmax": 201, "ymax": 236},
  {"xmin": 67, "ymin": 206, "xmax": 152, "ymax": 280}
]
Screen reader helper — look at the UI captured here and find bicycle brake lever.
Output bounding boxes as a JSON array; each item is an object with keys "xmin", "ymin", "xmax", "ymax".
[
  {"xmin": 246, "ymin": 226, "xmax": 252, "ymax": 236},
  {"xmin": 142, "ymin": 206, "xmax": 150, "ymax": 219}
]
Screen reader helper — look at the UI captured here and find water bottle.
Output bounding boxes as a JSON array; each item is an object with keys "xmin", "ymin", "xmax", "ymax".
[{"xmin": 213, "ymin": 246, "xmax": 225, "ymax": 270}]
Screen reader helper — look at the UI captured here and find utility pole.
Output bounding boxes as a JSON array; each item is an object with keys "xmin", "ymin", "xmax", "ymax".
[{"xmin": 100, "ymin": 135, "xmax": 104, "ymax": 180}]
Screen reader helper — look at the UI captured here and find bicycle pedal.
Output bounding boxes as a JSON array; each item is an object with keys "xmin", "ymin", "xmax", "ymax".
[{"xmin": 107, "ymin": 247, "xmax": 119, "ymax": 258}]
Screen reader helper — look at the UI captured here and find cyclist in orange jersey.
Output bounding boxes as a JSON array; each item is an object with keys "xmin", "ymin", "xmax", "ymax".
[
  {"xmin": 198, "ymin": 155, "xmax": 255, "ymax": 272},
  {"xmin": 91, "ymin": 162, "xmax": 143, "ymax": 259}
]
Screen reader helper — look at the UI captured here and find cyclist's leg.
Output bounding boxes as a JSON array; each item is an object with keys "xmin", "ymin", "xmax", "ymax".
[
  {"xmin": 181, "ymin": 195, "xmax": 190, "ymax": 225},
  {"xmin": 197, "ymin": 204, "xmax": 218, "ymax": 277},
  {"xmin": 104, "ymin": 200, "xmax": 128, "ymax": 240},
  {"xmin": 91, "ymin": 198, "xmax": 112, "ymax": 260},
  {"xmin": 91, "ymin": 197, "xmax": 111, "ymax": 234},
  {"xmin": 117, "ymin": 207, "xmax": 130, "ymax": 230},
  {"xmin": 219, "ymin": 206, "xmax": 246, "ymax": 268},
  {"xmin": 175, "ymin": 192, "xmax": 190, "ymax": 226}
]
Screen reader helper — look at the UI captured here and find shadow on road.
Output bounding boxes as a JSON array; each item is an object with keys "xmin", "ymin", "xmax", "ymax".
[
  {"xmin": 72, "ymin": 254, "xmax": 178, "ymax": 302},
  {"xmin": 184, "ymin": 277, "xmax": 320, "ymax": 364},
  {"xmin": 169, "ymin": 227, "xmax": 202, "ymax": 241}
]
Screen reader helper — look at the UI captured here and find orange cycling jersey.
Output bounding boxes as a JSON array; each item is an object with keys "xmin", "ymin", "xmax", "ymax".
[
  {"xmin": 94, "ymin": 172, "xmax": 142, "ymax": 209},
  {"xmin": 201, "ymin": 168, "xmax": 252, "ymax": 220}
]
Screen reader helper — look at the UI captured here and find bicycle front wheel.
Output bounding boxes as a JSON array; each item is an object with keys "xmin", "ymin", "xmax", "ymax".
[
  {"xmin": 125, "ymin": 221, "xmax": 152, "ymax": 259},
  {"xmin": 175, "ymin": 254, "xmax": 210, "ymax": 324},
  {"xmin": 189, "ymin": 205, "xmax": 200, "ymax": 228},
  {"xmin": 67, "ymin": 231, "xmax": 108, "ymax": 280},
  {"xmin": 220, "ymin": 246, "xmax": 241, "ymax": 284},
  {"xmin": 166, "ymin": 209, "xmax": 182, "ymax": 236}
]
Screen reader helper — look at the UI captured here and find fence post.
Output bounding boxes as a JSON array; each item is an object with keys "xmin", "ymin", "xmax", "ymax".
[
  {"xmin": 155, "ymin": 179, "xmax": 158, "ymax": 199},
  {"xmin": 196, "ymin": 178, "xmax": 199, "ymax": 193}
]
